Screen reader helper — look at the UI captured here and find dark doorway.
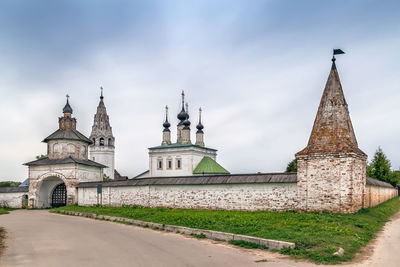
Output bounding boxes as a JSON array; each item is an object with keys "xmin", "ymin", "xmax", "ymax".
[{"xmin": 51, "ymin": 183, "xmax": 67, "ymax": 208}]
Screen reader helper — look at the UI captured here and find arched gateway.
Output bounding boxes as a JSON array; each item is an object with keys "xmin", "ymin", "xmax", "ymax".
[{"xmin": 24, "ymin": 97, "xmax": 105, "ymax": 208}]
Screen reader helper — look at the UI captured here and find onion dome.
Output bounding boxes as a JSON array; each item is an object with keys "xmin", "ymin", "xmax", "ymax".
[
  {"xmin": 177, "ymin": 90, "xmax": 188, "ymax": 122},
  {"xmin": 177, "ymin": 106, "xmax": 187, "ymax": 121},
  {"xmin": 183, "ymin": 103, "xmax": 191, "ymax": 129},
  {"xmin": 63, "ymin": 94, "xmax": 73, "ymax": 114},
  {"xmin": 163, "ymin": 106, "xmax": 171, "ymax": 131},
  {"xmin": 196, "ymin": 107, "xmax": 204, "ymax": 133}
]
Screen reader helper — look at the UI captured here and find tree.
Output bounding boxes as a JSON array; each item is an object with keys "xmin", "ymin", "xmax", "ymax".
[
  {"xmin": 36, "ymin": 154, "xmax": 47, "ymax": 160},
  {"xmin": 0, "ymin": 181, "xmax": 21, "ymax": 187},
  {"xmin": 367, "ymin": 147, "xmax": 394, "ymax": 185},
  {"xmin": 103, "ymin": 174, "xmax": 112, "ymax": 181},
  {"xmin": 285, "ymin": 159, "xmax": 297, "ymax": 173}
]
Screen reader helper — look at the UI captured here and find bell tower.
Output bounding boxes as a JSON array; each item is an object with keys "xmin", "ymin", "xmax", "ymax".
[{"xmin": 89, "ymin": 87, "xmax": 115, "ymax": 180}]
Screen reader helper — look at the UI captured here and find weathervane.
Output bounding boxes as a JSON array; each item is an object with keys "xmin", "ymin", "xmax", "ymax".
[{"xmin": 332, "ymin": 49, "xmax": 345, "ymax": 62}]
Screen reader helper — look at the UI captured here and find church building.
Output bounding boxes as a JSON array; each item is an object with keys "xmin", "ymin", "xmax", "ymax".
[
  {"xmin": 24, "ymin": 97, "xmax": 105, "ymax": 208},
  {"xmin": 89, "ymin": 88, "xmax": 116, "ymax": 180},
  {"xmin": 137, "ymin": 91, "xmax": 229, "ymax": 178}
]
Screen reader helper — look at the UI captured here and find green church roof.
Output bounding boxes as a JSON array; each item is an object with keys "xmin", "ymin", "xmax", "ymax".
[{"xmin": 193, "ymin": 156, "xmax": 230, "ymax": 175}]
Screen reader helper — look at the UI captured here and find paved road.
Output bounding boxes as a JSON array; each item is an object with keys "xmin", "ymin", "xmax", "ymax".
[
  {"xmin": 0, "ymin": 210, "xmax": 313, "ymax": 267},
  {"xmin": 1, "ymin": 210, "xmax": 399, "ymax": 267}
]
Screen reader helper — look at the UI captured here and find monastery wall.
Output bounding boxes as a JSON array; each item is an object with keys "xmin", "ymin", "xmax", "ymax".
[
  {"xmin": 364, "ymin": 185, "xmax": 398, "ymax": 208},
  {"xmin": 77, "ymin": 182, "xmax": 299, "ymax": 211},
  {"xmin": 0, "ymin": 188, "xmax": 28, "ymax": 208}
]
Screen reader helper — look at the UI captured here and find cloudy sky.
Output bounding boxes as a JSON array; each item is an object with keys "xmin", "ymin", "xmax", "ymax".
[{"xmin": 0, "ymin": 0, "xmax": 399, "ymax": 181}]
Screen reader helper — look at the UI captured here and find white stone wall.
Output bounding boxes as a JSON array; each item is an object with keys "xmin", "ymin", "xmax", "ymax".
[
  {"xmin": 0, "ymin": 192, "xmax": 27, "ymax": 208},
  {"xmin": 89, "ymin": 146, "xmax": 115, "ymax": 179},
  {"xmin": 296, "ymin": 153, "xmax": 366, "ymax": 213},
  {"xmin": 364, "ymin": 185, "xmax": 398, "ymax": 208},
  {"xmin": 77, "ymin": 183, "xmax": 298, "ymax": 211},
  {"xmin": 148, "ymin": 147, "xmax": 217, "ymax": 177}
]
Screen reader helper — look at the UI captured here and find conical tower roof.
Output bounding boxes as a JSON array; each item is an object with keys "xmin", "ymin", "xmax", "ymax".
[
  {"xmin": 297, "ymin": 57, "xmax": 366, "ymax": 156},
  {"xmin": 90, "ymin": 88, "xmax": 114, "ymax": 141}
]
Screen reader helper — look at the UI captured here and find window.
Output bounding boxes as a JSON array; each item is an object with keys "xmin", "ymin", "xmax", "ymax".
[
  {"xmin": 157, "ymin": 159, "xmax": 163, "ymax": 170},
  {"xmin": 93, "ymin": 157, "xmax": 95, "ymax": 161},
  {"xmin": 100, "ymin": 137, "xmax": 104, "ymax": 146},
  {"xmin": 176, "ymin": 159, "xmax": 182, "ymax": 169},
  {"xmin": 167, "ymin": 159, "xmax": 172, "ymax": 170},
  {"xmin": 92, "ymin": 138, "xmax": 96, "ymax": 144},
  {"xmin": 108, "ymin": 138, "xmax": 112, "ymax": 146}
]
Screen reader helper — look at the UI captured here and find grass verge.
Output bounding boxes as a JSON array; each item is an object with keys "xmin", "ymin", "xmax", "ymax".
[
  {"xmin": 0, "ymin": 208, "xmax": 8, "ymax": 256},
  {"xmin": 0, "ymin": 208, "xmax": 9, "ymax": 215},
  {"xmin": 53, "ymin": 197, "xmax": 400, "ymax": 264}
]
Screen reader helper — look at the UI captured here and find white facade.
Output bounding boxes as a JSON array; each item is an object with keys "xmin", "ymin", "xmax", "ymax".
[
  {"xmin": 28, "ymin": 164, "xmax": 103, "ymax": 208},
  {"xmin": 89, "ymin": 144, "xmax": 115, "ymax": 179},
  {"xmin": 148, "ymin": 145, "xmax": 217, "ymax": 177}
]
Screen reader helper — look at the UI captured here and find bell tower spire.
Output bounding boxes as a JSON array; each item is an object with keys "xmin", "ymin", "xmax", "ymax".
[{"xmin": 89, "ymin": 87, "xmax": 115, "ymax": 180}]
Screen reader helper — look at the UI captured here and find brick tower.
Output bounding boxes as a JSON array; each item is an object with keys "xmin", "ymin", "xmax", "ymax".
[{"xmin": 296, "ymin": 53, "xmax": 367, "ymax": 213}]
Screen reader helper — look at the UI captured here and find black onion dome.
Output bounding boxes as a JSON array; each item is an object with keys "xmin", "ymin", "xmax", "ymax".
[
  {"xmin": 196, "ymin": 122, "xmax": 204, "ymax": 131},
  {"xmin": 183, "ymin": 119, "xmax": 191, "ymax": 127},
  {"xmin": 177, "ymin": 107, "xmax": 187, "ymax": 121},
  {"xmin": 63, "ymin": 99, "xmax": 73, "ymax": 114},
  {"xmin": 163, "ymin": 120, "xmax": 171, "ymax": 128}
]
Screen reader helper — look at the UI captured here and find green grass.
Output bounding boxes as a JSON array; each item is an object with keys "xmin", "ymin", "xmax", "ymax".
[
  {"xmin": 229, "ymin": 240, "xmax": 268, "ymax": 250},
  {"xmin": 0, "ymin": 207, "xmax": 10, "ymax": 215},
  {"xmin": 53, "ymin": 198, "xmax": 400, "ymax": 264},
  {"xmin": 0, "ymin": 208, "xmax": 8, "ymax": 256}
]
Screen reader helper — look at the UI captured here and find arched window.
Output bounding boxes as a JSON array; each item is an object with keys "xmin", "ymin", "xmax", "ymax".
[
  {"xmin": 176, "ymin": 158, "xmax": 182, "ymax": 169},
  {"xmin": 108, "ymin": 138, "xmax": 112, "ymax": 146},
  {"xmin": 100, "ymin": 138, "xmax": 104, "ymax": 146},
  {"xmin": 92, "ymin": 138, "xmax": 95, "ymax": 144}
]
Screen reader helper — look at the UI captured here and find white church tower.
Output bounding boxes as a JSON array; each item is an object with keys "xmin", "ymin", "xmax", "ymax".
[{"xmin": 89, "ymin": 88, "xmax": 115, "ymax": 180}]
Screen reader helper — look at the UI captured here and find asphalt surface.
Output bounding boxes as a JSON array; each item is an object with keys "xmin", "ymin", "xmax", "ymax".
[{"xmin": 1, "ymin": 209, "xmax": 399, "ymax": 267}]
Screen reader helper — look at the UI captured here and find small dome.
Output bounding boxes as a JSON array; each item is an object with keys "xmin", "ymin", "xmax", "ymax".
[
  {"xmin": 196, "ymin": 122, "xmax": 204, "ymax": 131},
  {"xmin": 163, "ymin": 120, "xmax": 171, "ymax": 128},
  {"xmin": 183, "ymin": 119, "xmax": 191, "ymax": 127},
  {"xmin": 63, "ymin": 100, "xmax": 73, "ymax": 114}
]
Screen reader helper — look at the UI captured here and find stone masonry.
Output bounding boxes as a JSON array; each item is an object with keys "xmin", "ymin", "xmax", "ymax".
[{"xmin": 296, "ymin": 56, "xmax": 368, "ymax": 213}]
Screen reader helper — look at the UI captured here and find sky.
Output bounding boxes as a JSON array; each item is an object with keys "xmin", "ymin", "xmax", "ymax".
[{"xmin": 0, "ymin": 0, "xmax": 399, "ymax": 181}]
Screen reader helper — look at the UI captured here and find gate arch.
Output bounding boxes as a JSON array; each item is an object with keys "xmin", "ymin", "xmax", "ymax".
[{"xmin": 51, "ymin": 183, "xmax": 67, "ymax": 207}]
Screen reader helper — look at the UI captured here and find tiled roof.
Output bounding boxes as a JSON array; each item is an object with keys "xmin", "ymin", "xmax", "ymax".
[
  {"xmin": 43, "ymin": 129, "xmax": 92, "ymax": 144},
  {"xmin": 297, "ymin": 60, "xmax": 366, "ymax": 156},
  {"xmin": 24, "ymin": 156, "xmax": 106, "ymax": 168},
  {"xmin": 149, "ymin": 143, "xmax": 217, "ymax": 151},
  {"xmin": 366, "ymin": 177, "xmax": 394, "ymax": 188},
  {"xmin": 0, "ymin": 186, "xmax": 28, "ymax": 193},
  {"xmin": 77, "ymin": 172, "xmax": 298, "ymax": 187},
  {"xmin": 193, "ymin": 156, "xmax": 229, "ymax": 174}
]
